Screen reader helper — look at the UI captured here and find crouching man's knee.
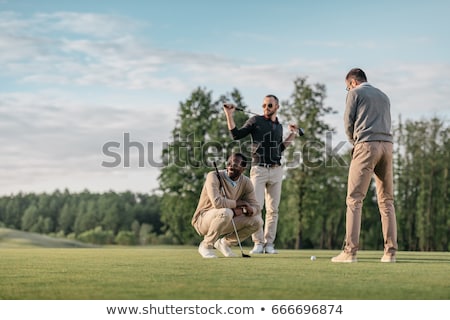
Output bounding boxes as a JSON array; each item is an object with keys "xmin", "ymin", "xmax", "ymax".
[{"xmin": 249, "ymin": 215, "xmax": 264, "ymax": 231}]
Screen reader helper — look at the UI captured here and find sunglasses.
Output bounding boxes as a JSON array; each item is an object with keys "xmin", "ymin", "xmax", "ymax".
[{"xmin": 262, "ymin": 103, "xmax": 275, "ymax": 109}]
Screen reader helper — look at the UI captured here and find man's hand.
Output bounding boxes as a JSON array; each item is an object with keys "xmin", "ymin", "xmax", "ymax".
[
  {"xmin": 223, "ymin": 103, "xmax": 237, "ymax": 130},
  {"xmin": 288, "ymin": 123, "xmax": 299, "ymax": 134},
  {"xmin": 233, "ymin": 207, "xmax": 252, "ymax": 217},
  {"xmin": 223, "ymin": 103, "xmax": 236, "ymax": 112},
  {"xmin": 235, "ymin": 200, "xmax": 254, "ymax": 216}
]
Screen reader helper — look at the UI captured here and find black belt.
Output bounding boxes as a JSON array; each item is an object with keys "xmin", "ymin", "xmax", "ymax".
[{"xmin": 257, "ymin": 163, "xmax": 280, "ymax": 168}]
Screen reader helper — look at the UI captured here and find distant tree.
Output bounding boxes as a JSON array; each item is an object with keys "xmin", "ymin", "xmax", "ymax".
[
  {"xmin": 3, "ymin": 193, "xmax": 32, "ymax": 229},
  {"xmin": 74, "ymin": 199, "xmax": 98, "ymax": 234},
  {"xmin": 134, "ymin": 193, "xmax": 163, "ymax": 234},
  {"xmin": 58, "ymin": 203, "xmax": 74, "ymax": 235},
  {"xmin": 394, "ymin": 117, "xmax": 449, "ymax": 251},
  {"xmin": 98, "ymin": 192, "xmax": 121, "ymax": 233},
  {"xmin": 21, "ymin": 204, "xmax": 39, "ymax": 232},
  {"xmin": 278, "ymin": 77, "xmax": 344, "ymax": 249}
]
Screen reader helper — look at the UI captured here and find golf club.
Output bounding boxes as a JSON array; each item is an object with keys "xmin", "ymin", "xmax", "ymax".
[
  {"xmin": 213, "ymin": 161, "xmax": 251, "ymax": 258},
  {"xmin": 223, "ymin": 103, "xmax": 259, "ymax": 116},
  {"xmin": 230, "ymin": 217, "xmax": 250, "ymax": 258},
  {"xmin": 224, "ymin": 103, "xmax": 305, "ymax": 136}
]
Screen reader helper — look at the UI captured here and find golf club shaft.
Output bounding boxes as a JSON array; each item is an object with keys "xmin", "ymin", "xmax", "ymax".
[
  {"xmin": 224, "ymin": 103, "xmax": 259, "ymax": 116},
  {"xmin": 234, "ymin": 106, "xmax": 259, "ymax": 116},
  {"xmin": 231, "ymin": 217, "xmax": 246, "ymax": 257}
]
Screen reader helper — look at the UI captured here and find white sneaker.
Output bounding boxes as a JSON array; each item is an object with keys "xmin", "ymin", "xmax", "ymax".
[
  {"xmin": 264, "ymin": 244, "xmax": 278, "ymax": 254},
  {"xmin": 249, "ymin": 243, "xmax": 264, "ymax": 254},
  {"xmin": 214, "ymin": 238, "xmax": 237, "ymax": 257},
  {"xmin": 198, "ymin": 243, "xmax": 217, "ymax": 258}
]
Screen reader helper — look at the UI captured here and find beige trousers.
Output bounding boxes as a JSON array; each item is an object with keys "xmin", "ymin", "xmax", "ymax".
[
  {"xmin": 194, "ymin": 208, "xmax": 263, "ymax": 248},
  {"xmin": 250, "ymin": 165, "xmax": 284, "ymax": 245},
  {"xmin": 345, "ymin": 141, "xmax": 398, "ymax": 255}
]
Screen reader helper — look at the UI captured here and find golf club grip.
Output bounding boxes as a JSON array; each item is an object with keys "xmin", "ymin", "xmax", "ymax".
[
  {"xmin": 213, "ymin": 161, "xmax": 225, "ymax": 195},
  {"xmin": 223, "ymin": 104, "xmax": 244, "ymax": 111}
]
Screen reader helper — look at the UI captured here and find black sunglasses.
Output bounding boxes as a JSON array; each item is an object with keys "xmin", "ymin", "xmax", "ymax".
[{"xmin": 262, "ymin": 103, "xmax": 274, "ymax": 109}]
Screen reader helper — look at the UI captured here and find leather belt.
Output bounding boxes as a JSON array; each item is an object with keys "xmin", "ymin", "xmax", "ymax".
[{"xmin": 258, "ymin": 163, "xmax": 280, "ymax": 168}]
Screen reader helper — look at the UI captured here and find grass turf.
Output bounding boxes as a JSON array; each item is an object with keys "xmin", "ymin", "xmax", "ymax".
[{"xmin": 0, "ymin": 247, "xmax": 448, "ymax": 300}]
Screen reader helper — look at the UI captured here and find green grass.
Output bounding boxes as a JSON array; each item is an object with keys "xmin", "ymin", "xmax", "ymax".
[{"xmin": 0, "ymin": 246, "xmax": 448, "ymax": 300}]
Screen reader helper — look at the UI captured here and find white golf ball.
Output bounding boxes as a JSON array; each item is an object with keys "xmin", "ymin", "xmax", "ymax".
[{"xmin": 310, "ymin": 256, "xmax": 316, "ymax": 261}]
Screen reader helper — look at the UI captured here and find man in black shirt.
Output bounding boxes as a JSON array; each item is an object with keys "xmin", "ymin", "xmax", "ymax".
[{"xmin": 224, "ymin": 94, "xmax": 298, "ymax": 254}]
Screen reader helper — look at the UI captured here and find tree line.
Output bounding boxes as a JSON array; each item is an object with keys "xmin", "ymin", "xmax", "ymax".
[
  {"xmin": 0, "ymin": 77, "xmax": 448, "ymax": 250},
  {"xmin": 0, "ymin": 190, "xmax": 168, "ymax": 245}
]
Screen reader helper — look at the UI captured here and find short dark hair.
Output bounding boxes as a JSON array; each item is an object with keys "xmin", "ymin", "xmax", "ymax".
[
  {"xmin": 346, "ymin": 68, "xmax": 367, "ymax": 82},
  {"xmin": 229, "ymin": 152, "xmax": 247, "ymax": 168},
  {"xmin": 265, "ymin": 94, "xmax": 279, "ymax": 104}
]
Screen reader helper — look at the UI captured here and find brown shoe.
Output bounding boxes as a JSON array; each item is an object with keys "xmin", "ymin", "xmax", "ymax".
[
  {"xmin": 331, "ymin": 251, "xmax": 357, "ymax": 263},
  {"xmin": 381, "ymin": 254, "xmax": 396, "ymax": 263}
]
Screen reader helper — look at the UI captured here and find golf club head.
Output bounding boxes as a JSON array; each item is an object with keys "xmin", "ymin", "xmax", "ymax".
[
  {"xmin": 298, "ymin": 128, "xmax": 305, "ymax": 136},
  {"xmin": 242, "ymin": 253, "xmax": 251, "ymax": 258}
]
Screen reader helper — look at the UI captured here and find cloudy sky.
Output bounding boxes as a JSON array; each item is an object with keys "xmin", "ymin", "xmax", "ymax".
[{"xmin": 1, "ymin": 0, "xmax": 449, "ymax": 196}]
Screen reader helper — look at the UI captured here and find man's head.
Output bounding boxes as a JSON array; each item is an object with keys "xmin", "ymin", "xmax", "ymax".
[
  {"xmin": 226, "ymin": 153, "xmax": 247, "ymax": 181},
  {"xmin": 345, "ymin": 68, "xmax": 367, "ymax": 91},
  {"xmin": 262, "ymin": 94, "xmax": 279, "ymax": 119}
]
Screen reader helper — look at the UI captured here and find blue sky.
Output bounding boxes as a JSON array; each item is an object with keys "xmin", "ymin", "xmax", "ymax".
[{"xmin": 1, "ymin": 0, "xmax": 449, "ymax": 195}]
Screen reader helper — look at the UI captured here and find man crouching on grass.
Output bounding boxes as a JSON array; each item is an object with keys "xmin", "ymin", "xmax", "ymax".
[{"xmin": 191, "ymin": 153, "xmax": 263, "ymax": 258}]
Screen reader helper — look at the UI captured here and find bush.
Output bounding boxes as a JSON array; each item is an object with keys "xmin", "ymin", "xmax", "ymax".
[
  {"xmin": 115, "ymin": 231, "xmax": 137, "ymax": 245},
  {"xmin": 77, "ymin": 227, "xmax": 114, "ymax": 245}
]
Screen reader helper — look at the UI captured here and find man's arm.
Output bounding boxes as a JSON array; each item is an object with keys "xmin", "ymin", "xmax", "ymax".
[
  {"xmin": 223, "ymin": 104, "xmax": 237, "ymax": 130},
  {"xmin": 344, "ymin": 92, "xmax": 357, "ymax": 144},
  {"xmin": 224, "ymin": 104, "xmax": 255, "ymax": 140},
  {"xmin": 234, "ymin": 178, "xmax": 260, "ymax": 216},
  {"xmin": 282, "ymin": 124, "xmax": 299, "ymax": 149},
  {"xmin": 205, "ymin": 172, "xmax": 236, "ymax": 209}
]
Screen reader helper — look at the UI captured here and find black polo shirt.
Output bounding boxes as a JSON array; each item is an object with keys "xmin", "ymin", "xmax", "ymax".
[{"xmin": 230, "ymin": 115, "xmax": 285, "ymax": 166}]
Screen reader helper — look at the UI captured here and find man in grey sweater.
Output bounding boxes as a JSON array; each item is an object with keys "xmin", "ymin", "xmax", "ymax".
[{"xmin": 332, "ymin": 68, "xmax": 398, "ymax": 263}]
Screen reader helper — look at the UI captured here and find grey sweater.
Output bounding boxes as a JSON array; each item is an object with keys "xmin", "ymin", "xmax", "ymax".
[{"xmin": 344, "ymin": 82, "xmax": 393, "ymax": 145}]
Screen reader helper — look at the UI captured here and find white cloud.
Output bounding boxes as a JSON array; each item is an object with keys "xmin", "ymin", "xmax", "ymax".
[
  {"xmin": 0, "ymin": 90, "xmax": 173, "ymax": 195},
  {"xmin": 0, "ymin": 9, "xmax": 448, "ymax": 196},
  {"xmin": 372, "ymin": 63, "xmax": 450, "ymax": 120}
]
